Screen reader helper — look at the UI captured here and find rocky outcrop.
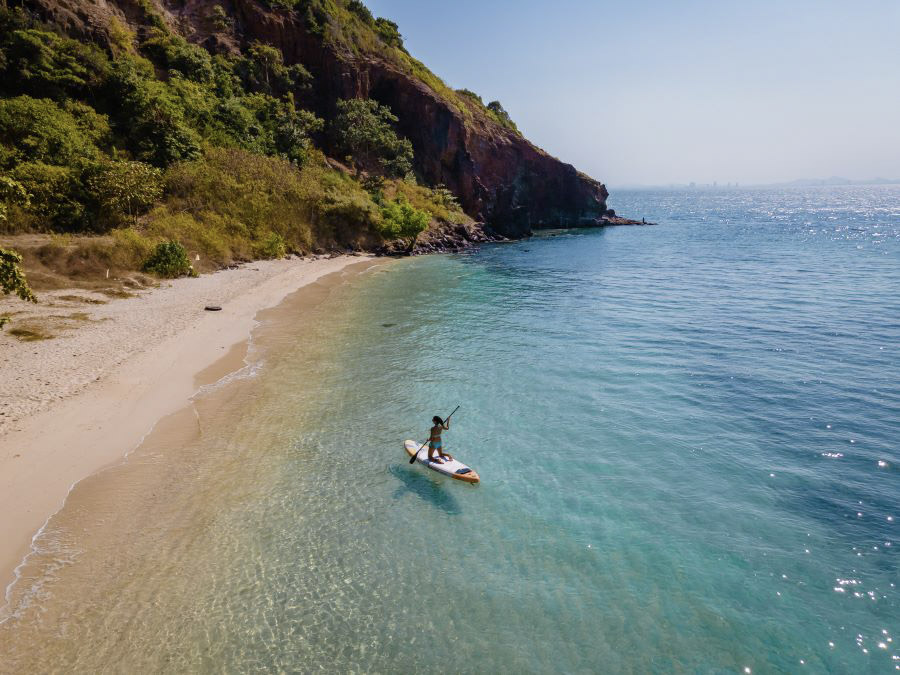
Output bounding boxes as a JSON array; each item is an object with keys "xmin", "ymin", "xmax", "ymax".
[
  {"xmin": 376, "ymin": 221, "xmax": 502, "ymax": 256},
  {"xmin": 217, "ymin": 0, "xmax": 613, "ymax": 237},
  {"xmin": 376, "ymin": 214, "xmax": 651, "ymax": 257},
  {"xmin": 19, "ymin": 0, "xmax": 627, "ymax": 238}
]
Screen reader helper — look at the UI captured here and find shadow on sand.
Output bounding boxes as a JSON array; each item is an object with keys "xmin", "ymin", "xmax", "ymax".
[{"xmin": 389, "ymin": 464, "xmax": 462, "ymax": 515}]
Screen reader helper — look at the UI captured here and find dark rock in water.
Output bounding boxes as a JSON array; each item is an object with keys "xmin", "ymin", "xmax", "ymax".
[
  {"xmin": 204, "ymin": 306, "xmax": 222, "ymax": 312},
  {"xmin": 382, "ymin": 323, "xmax": 396, "ymax": 328}
]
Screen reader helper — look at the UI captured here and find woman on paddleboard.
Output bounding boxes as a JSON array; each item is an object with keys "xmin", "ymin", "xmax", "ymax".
[{"xmin": 428, "ymin": 415, "xmax": 452, "ymax": 464}]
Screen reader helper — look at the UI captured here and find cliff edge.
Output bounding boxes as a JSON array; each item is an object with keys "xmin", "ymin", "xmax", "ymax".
[{"xmin": 19, "ymin": 0, "xmax": 621, "ymax": 239}]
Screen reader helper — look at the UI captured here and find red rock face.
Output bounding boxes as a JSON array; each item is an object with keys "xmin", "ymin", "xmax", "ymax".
[
  {"xmin": 22, "ymin": 0, "xmax": 612, "ymax": 237},
  {"xmin": 222, "ymin": 0, "xmax": 611, "ymax": 237}
]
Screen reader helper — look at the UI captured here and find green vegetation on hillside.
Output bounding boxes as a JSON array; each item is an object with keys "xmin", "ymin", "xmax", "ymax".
[
  {"xmin": 331, "ymin": 98, "xmax": 414, "ymax": 177},
  {"xmin": 284, "ymin": 0, "xmax": 520, "ymax": 134},
  {"xmin": 456, "ymin": 89, "xmax": 519, "ymax": 133},
  {"xmin": 0, "ymin": 2, "xmax": 471, "ymax": 279}
]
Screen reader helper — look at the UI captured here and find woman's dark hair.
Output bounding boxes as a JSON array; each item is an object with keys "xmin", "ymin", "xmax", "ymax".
[{"xmin": 432, "ymin": 416, "xmax": 443, "ymax": 424}]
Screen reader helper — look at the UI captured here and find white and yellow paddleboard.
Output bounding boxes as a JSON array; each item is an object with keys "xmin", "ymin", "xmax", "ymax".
[{"xmin": 404, "ymin": 440, "xmax": 480, "ymax": 484}]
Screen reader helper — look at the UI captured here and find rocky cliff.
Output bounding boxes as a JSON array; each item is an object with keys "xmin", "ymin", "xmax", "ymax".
[{"xmin": 18, "ymin": 0, "xmax": 625, "ymax": 239}]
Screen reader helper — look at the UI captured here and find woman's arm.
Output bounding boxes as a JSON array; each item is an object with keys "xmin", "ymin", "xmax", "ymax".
[{"xmin": 443, "ymin": 419, "xmax": 450, "ymax": 430}]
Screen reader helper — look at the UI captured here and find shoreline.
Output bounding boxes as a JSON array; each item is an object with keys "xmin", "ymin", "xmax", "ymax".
[{"xmin": 0, "ymin": 255, "xmax": 376, "ymax": 599}]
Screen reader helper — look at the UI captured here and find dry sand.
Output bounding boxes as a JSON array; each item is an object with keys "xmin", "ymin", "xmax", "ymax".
[{"xmin": 0, "ymin": 255, "xmax": 373, "ymax": 594}]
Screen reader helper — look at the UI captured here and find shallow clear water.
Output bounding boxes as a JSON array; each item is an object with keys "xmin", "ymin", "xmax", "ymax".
[{"xmin": 2, "ymin": 186, "xmax": 898, "ymax": 673}]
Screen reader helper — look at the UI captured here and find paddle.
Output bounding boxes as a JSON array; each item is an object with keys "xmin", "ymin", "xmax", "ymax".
[{"xmin": 409, "ymin": 405, "xmax": 460, "ymax": 464}]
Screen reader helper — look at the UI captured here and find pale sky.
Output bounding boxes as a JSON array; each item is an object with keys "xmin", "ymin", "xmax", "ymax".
[{"xmin": 364, "ymin": 0, "xmax": 900, "ymax": 186}]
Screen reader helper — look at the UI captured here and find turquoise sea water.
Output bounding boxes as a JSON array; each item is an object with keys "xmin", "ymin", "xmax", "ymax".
[{"xmin": 2, "ymin": 186, "xmax": 899, "ymax": 672}]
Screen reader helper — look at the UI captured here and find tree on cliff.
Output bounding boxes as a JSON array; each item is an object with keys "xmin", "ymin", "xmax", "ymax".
[
  {"xmin": 331, "ymin": 98, "xmax": 414, "ymax": 178},
  {"xmin": 237, "ymin": 43, "xmax": 312, "ymax": 98},
  {"xmin": 486, "ymin": 100, "xmax": 518, "ymax": 133}
]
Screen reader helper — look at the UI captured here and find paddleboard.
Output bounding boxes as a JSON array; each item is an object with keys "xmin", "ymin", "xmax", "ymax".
[{"xmin": 404, "ymin": 440, "xmax": 480, "ymax": 484}]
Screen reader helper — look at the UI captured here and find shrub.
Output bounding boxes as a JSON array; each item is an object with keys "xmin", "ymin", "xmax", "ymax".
[
  {"xmin": 145, "ymin": 208, "xmax": 235, "ymax": 263},
  {"xmin": 110, "ymin": 227, "xmax": 154, "ymax": 268},
  {"xmin": 431, "ymin": 184, "xmax": 461, "ymax": 211},
  {"xmin": 235, "ymin": 42, "xmax": 312, "ymax": 97},
  {"xmin": 107, "ymin": 17, "xmax": 135, "ymax": 55},
  {"xmin": 0, "ymin": 247, "xmax": 37, "ymax": 302},
  {"xmin": 331, "ymin": 98, "xmax": 413, "ymax": 177},
  {"xmin": 272, "ymin": 100, "xmax": 323, "ymax": 164},
  {"xmin": 320, "ymin": 189, "xmax": 381, "ymax": 232},
  {"xmin": 87, "ymin": 160, "xmax": 163, "ymax": 227},
  {"xmin": 209, "ymin": 6, "xmax": 232, "ymax": 31},
  {"xmin": 161, "ymin": 148, "xmax": 319, "ymax": 256},
  {"xmin": 10, "ymin": 161, "xmax": 86, "ymax": 229},
  {"xmin": 374, "ymin": 17, "xmax": 404, "ymax": 50},
  {"xmin": 0, "ymin": 175, "xmax": 30, "ymax": 223},
  {"xmin": 257, "ymin": 231, "xmax": 286, "ymax": 259},
  {"xmin": 142, "ymin": 240, "xmax": 193, "ymax": 277},
  {"xmin": 389, "ymin": 180, "xmax": 469, "ymax": 226},
  {"xmin": 0, "ymin": 28, "xmax": 110, "ymax": 101},
  {"xmin": 456, "ymin": 88, "xmax": 483, "ymax": 104},
  {"xmin": 106, "ymin": 57, "xmax": 202, "ymax": 167},
  {"xmin": 378, "ymin": 195, "xmax": 429, "ymax": 239},
  {"xmin": 140, "ymin": 28, "xmax": 213, "ymax": 82},
  {"xmin": 486, "ymin": 100, "xmax": 518, "ymax": 132},
  {"xmin": 0, "ymin": 95, "xmax": 107, "ymax": 167},
  {"xmin": 346, "ymin": 0, "xmax": 374, "ymax": 25}
]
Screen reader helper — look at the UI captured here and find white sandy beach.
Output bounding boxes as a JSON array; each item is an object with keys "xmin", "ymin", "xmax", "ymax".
[{"xmin": 0, "ymin": 254, "xmax": 372, "ymax": 595}]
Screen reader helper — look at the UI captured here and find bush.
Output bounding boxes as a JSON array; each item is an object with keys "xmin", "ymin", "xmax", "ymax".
[
  {"xmin": 10, "ymin": 161, "xmax": 87, "ymax": 229},
  {"xmin": 145, "ymin": 208, "xmax": 235, "ymax": 263},
  {"xmin": 0, "ymin": 175, "xmax": 30, "ymax": 223},
  {"xmin": 106, "ymin": 57, "xmax": 202, "ymax": 167},
  {"xmin": 456, "ymin": 88, "xmax": 483, "ymax": 104},
  {"xmin": 110, "ymin": 227, "xmax": 154, "ymax": 268},
  {"xmin": 142, "ymin": 240, "xmax": 193, "ymax": 277},
  {"xmin": 346, "ymin": 0, "xmax": 374, "ymax": 24},
  {"xmin": 256, "ymin": 231, "xmax": 286, "ymax": 259},
  {"xmin": 374, "ymin": 18, "xmax": 404, "ymax": 50},
  {"xmin": 0, "ymin": 28, "xmax": 110, "ymax": 101},
  {"xmin": 331, "ymin": 98, "xmax": 413, "ymax": 177},
  {"xmin": 0, "ymin": 95, "xmax": 107, "ymax": 167},
  {"xmin": 378, "ymin": 195, "xmax": 429, "ymax": 239},
  {"xmin": 235, "ymin": 42, "xmax": 312, "ymax": 98},
  {"xmin": 87, "ymin": 160, "xmax": 163, "ymax": 227},
  {"xmin": 389, "ymin": 181, "xmax": 469, "ymax": 226},
  {"xmin": 140, "ymin": 28, "xmax": 213, "ymax": 83},
  {"xmin": 486, "ymin": 100, "xmax": 518, "ymax": 132},
  {"xmin": 209, "ymin": 5, "xmax": 232, "ymax": 31},
  {"xmin": 0, "ymin": 247, "xmax": 37, "ymax": 302}
]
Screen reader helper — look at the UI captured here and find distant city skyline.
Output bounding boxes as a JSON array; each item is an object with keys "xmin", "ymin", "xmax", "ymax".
[
  {"xmin": 608, "ymin": 176, "xmax": 900, "ymax": 190},
  {"xmin": 365, "ymin": 0, "xmax": 900, "ymax": 186}
]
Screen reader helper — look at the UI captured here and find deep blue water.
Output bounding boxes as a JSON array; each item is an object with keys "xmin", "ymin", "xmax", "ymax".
[{"xmin": 2, "ymin": 185, "xmax": 898, "ymax": 672}]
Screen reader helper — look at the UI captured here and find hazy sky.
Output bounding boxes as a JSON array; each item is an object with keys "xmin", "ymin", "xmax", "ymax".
[{"xmin": 364, "ymin": 0, "xmax": 900, "ymax": 186}]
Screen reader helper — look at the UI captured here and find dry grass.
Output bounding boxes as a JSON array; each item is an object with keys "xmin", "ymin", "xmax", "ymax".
[
  {"xmin": 7, "ymin": 326, "xmax": 54, "ymax": 341},
  {"xmin": 1, "ymin": 308, "xmax": 107, "ymax": 342},
  {"xmin": 0, "ymin": 234, "xmax": 158, "ymax": 294}
]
